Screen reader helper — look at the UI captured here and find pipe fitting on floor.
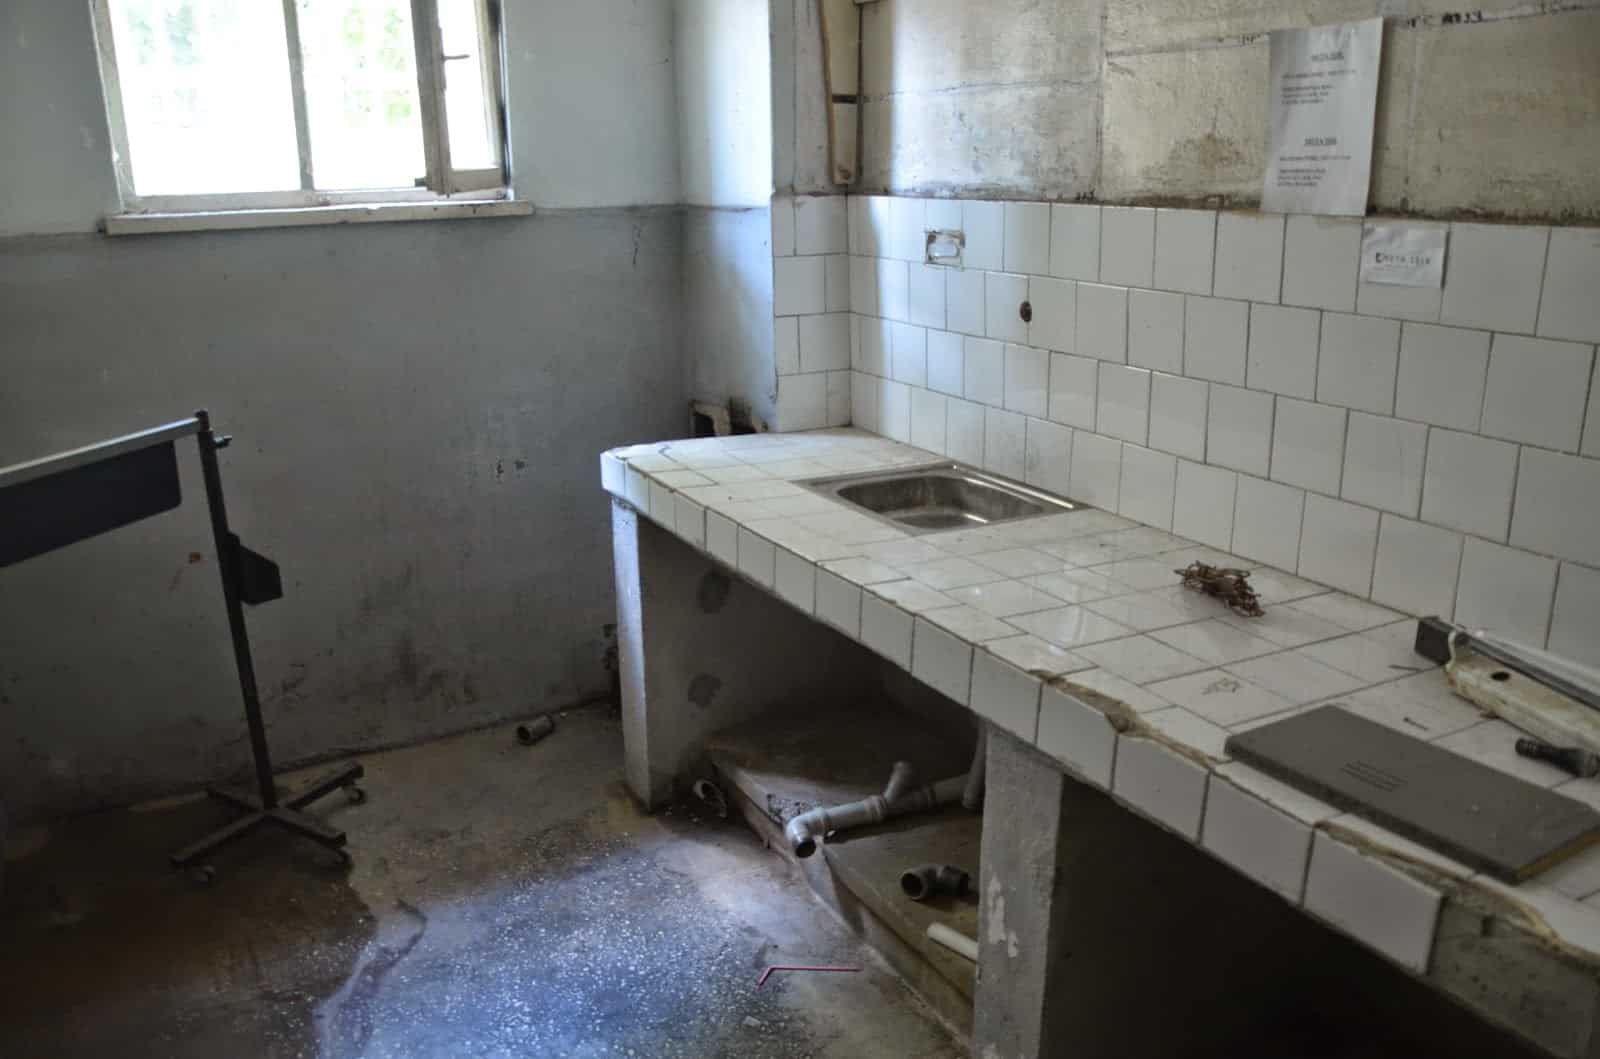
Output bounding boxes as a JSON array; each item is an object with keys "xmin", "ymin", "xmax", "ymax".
[
  {"xmin": 961, "ymin": 727, "xmax": 987, "ymax": 811},
  {"xmin": 784, "ymin": 768, "xmax": 968, "ymax": 859},
  {"xmin": 899, "ymin": 864, "xmax": 971, "ymax": 902},
  {"xmin": 883, "ymin": 760, "xmax": 916, "ymax": 802}
]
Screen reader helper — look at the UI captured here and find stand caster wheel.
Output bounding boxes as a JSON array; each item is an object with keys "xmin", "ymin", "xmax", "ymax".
[
  {"xmin": 189, "ymin": 865, "xmax": 217, "ymax": 886},
  {"xmin": 344, "ymin": 785, "xmax": 367, "ymax": 805}
]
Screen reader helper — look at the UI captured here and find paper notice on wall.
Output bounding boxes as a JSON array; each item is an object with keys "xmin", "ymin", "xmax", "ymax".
[
  {"xmin": 1262, "ymin": 18, "xmax": 1383, "ymax": 216},
  {"xmin": 1361, "ymin": 223, "xmax": 1447, "ymax": 287}
]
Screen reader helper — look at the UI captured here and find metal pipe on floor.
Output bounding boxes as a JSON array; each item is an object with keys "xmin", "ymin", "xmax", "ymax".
[{"xmin": 926, "ymin": 922, "xmax": 979, "ymax": 962}]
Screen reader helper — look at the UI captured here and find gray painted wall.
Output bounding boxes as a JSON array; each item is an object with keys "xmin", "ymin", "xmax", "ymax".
[
  {"xmin": 0, "ymin": 0, "xmax": 691, "ymax": 822},
  {"xmin": 858, "ymin": 0, "xmax": 1600, "ymax": 220},
  {"xmin": 0, "ymin": 211, "xmax": 685, "ymax": 822}
]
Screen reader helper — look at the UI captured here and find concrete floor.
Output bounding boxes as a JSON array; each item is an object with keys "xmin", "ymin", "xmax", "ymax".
[{"xmin": 0, "ymin": 705, "xmax": 963, "ymax": 1058}]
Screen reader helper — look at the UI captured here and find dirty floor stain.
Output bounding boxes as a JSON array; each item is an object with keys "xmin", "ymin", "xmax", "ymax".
[{"xmin": 0, "ymin": 705, "xmax": 962, "ymax": 1059}]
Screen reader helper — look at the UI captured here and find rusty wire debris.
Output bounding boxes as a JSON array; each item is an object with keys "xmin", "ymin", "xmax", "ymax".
[{"xmin": 1176, "ymin": 561, "xmax": 1264, "ymax": 618}]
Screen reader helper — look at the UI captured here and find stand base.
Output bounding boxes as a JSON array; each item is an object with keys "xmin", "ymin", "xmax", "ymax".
[{"xmin": 169, "ymin": 762, "xmax": 365, "ymax": 868}]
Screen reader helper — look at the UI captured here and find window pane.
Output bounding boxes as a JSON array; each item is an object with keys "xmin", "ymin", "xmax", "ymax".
[
  {"xmin": 297, "ymin": 0, "xmax": 427, "ymax": 191},
  {"xmin": 438, "ymin": 0, "xmax": 498, "ymax": 171},
  {"xmin": 107, "ymin": 0, "xmax": 301, "ymax": 196}
]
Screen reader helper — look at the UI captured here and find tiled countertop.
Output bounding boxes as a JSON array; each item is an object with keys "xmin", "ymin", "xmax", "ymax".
[{"xmin": 600, "ymin": 427, "xmax": 1600, "ymax": 978}]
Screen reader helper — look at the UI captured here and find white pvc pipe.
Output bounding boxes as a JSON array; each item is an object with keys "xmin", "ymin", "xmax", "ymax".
[{"xmin": 926, "ymin": 922, "xmax": 979, "ymax": 963}]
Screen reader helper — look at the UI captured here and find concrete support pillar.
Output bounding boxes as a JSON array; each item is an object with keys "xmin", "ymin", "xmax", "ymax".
[{"xmin": 611, "ymin": 502, "xmax": 876, "ymax": 809}]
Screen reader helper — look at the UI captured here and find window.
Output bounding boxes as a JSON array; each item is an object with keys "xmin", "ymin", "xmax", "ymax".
[{"xmin": 91, "ymin": 0, "xmax": 511, "ymax": 217}]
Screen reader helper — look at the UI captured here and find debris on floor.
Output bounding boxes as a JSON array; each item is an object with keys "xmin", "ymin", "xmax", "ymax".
[{"xmin": 1176, "ymin": 561, "xmax": 1265, "ymax": 617}]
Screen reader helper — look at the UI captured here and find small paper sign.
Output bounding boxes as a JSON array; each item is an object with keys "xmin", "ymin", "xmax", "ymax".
[
  {"xmin": 1262, "ymin": 18, "xmax": 1383, "ymax": 217},
  {"xmin": 1361, "ymin": 224, "xmax": 1447, "ymax": 288}
]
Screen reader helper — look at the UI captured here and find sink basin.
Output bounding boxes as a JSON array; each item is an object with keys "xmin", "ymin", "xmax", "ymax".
[{"xmin": 804, "ymin": 463, "xmax": 1076, "ymax": 533}]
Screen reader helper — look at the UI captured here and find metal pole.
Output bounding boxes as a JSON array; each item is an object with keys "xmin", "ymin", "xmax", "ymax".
[{"xmin": 193, "ymin": 410, "xmax": 279, "ymax": 810}]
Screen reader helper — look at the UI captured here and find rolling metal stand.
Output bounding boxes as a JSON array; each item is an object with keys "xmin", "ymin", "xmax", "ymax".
[{"xmin": 0, "ymin": 410, "xmax": 365, "ymax": 876}]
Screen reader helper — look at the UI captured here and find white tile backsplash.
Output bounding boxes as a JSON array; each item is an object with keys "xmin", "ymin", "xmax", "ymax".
[
  {"xmin": 1441, "ymin": 222, "xmax": 1549, "ymax": 334},
  {"xmin": 829, "ymin": 193, "xmax": 1600, "ymax": 668},
  {"xmin": 774, "ymin": 256, "xmax": 825, "ymax": 317},
  {"xmin": 1100, "ymin": 206, "xmax": 1156, "ymax": 288},
  {"xmin": 1551, "ymin": 563, "xmax": 1600, "ymax": 669},
  {"xmin": 1050, "ymin": 203, "xmax": 1101, "ymax": 281},
  {"xmin": 1153, "ymin": 208, "xmax": 1216, "ymax": 296}
]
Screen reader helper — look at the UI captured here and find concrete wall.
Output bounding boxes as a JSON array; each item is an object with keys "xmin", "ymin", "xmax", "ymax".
[
  {"xmin": 858, "ymin": 0, "xmax": 1600, "ymax": 220},
  {"xmin": 683, "ymin": 207, "xmax": 779, "ymax": 424},
  {"xmin": 0, "ymin": 0, "xmax": 687, "ymax": 821}
]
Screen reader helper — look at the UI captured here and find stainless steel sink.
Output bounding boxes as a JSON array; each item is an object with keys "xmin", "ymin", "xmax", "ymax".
[{"xmin": 804, "ymin": 462, "xmax": 1077, "ymax": 533}]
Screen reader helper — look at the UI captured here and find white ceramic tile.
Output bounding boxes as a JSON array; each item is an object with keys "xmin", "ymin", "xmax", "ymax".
[
  {"xmin": 1341, "ymin": 413, "xmax": 1426, "ymax": 517},
  {"xmin": 877, "ymin": 378, "xmax": 911, "ymax": 441},
  {"xmin": 774, "ymin": 548, "xmax": 816, "ymax": 613},
  {"xmin": 926, "ymin": 330, "xmax": 964, "ymax": 396},
  {"xmin": 1005, "ymin": 344, "xmax": 1050, "ymax": 418},
  {"xmin": 860, "ymin": 594, "xmax": 914, "ymax": 668},
  {"xmin": 774, "ymin": 256, "xmax": 825, "ymax": 317},
  {"xmin": 903, "ymin": 555, "xmax": 1002, "ymax": 592},
  {"xmin": 1441, "ymin": 222, "xmax": 1549, "ymax": 334},
  {"xmin": 1153, "ymin": 209, "xmax": 1216, "ymax": 295},
  {"xmin": 924, "ymin": 199, "xmax": 962, "ymax": 233},
  {"xmin": 815, "ymin": 568, "xmax": 862, "ymax": 638},
  {"xmin": 984, "ymin": 407, "xmax": 1027, "ymax": 479},
  {"xmin": 1299, "ymin": 622, "xmax": 1428, "ymax": 685},
  {"xmin": 909, "ymin": 387, "xmax": 948, "ymax": 453},
  {"xmin": 706, "ymin": 511, "xmax": 738, "ymax": 566},
  {"xmin": 1050, "ymin": 203, "xmax": 1101, "ymax": 281},
  {"xmin": 1118, "ymin": 444, "xmax": 1177, "ymax": 531},
  {"xmin": 908, "ymin": 263, "xmax": 948, "ymax": 329},
  {"xmin": 859, "ymin": 196, "xmax": 891, "ymax": 258},
  {"xmin": 971, "ymin": 651, "xmax": 1044, "ymax": 741},
  {"xmin": 675, "ymin": 494, "xmax": 707, "ymax": 549},
  {"xmin": 945, "ymin": 580, "xmax": 1067, "ymax": 620},
  {"xmin": 1370, "ymin": 515, "xmax": 1462, "ymax": 620},
  {"xmin": 1455, "ymin": 537, "xmax": 1558, "ymax": 646},
  {"xmin": 1048, "ymin": 353, "xmax": 1098, "ymax": 430},
  {"xmin": 1270, "ymin": 397, "xmax": 1345, "ymax": 495},
  {"xmin": 850, "ymin": 373, "xmax": 879, "ymax": 432},
  {"xmin": 986, "ymin": 272, "xmax": 1030, "ymax": 344},
  {"xmin": 826, "ymin": 254, "xmax": 851, "ymax": 312},
  {"xmin": 1393, "ymin": 323, "xmax": 1491, "ymax": 432},
  {"xmin": 963, "ymin": 336, "xmax": 1005, "ymax": 407},
  {"xmin": 1147, "ymin": 372, "xmax": 1208, "ymax": 462},
  {"xmin": 1356, "ymin": 276, "xmax": 1442, "ymax": 324},
  {"xmin": 600, "ymin": 452, "xmax": 627, "ymax": 497},
  {"xmin": 1298, "ymin": 493, "xmax": 1379, "ymax": 596},
  {"xmin": 793, "ymin": 195, "xmax": 847, "ymax": 255},
  {"xmin": 947, "ymin": 398, "xmax": 986, "ymax": 465},
  {"xmin": 1077, "ymin": 633, "xmax": 1207, "ymax": 685},
  {"xmin": 1202, "ymin": 775, "xmax": 1315, "ymax": 901},
  {"xmin": 1436, "ymin": 719, "xmax": 1573, "ymax": 788},
  {"xmin": 1172, "ymin": 460, "xmax": 1237, "ymax": 552},
  {"xmin": 987, "ymin": 635, "xmax": 1092, "ymax": 679},
  {"xmin": 1420, "ymin": 427, "xmax": 1518, "ymax": 541},
  {"xmin": 1540, "ymin": 227, "xmax": 1600, "ymax": 343},
  {"xmin": 1582, "ymin": 358, "xmax": 1600, "ymax": 460},
  {"xmin": 912, "ymin": 618, "xmax": 975, "ymax": 705},
  {"xmin": 799, "ymin": 313, "xmax": 851, "ymax": 374},
  {"xmin": 1183, "ymin": 296, "xmax": 1248, "ymax": 385},
  {"xmin": 1481, "ymin": 334, "xmax": 1594, "ymax": 452},
  {"xmin": 877, "ymin": 258, "xmax": 910, "ymax": 321},
  {"xmin": 771, "ymin": 197, "xmax": 796, "ymax": 257},
  {"xmin": 923, "ymin": 603, "xmax": 1018, "ymax": 643},
  {"xmin": 1247, "ymin": 304, "xmax": 1319, "ymax": 399},
  {"xmin": 1511, "ymin": 447, "xmax": 1600, "ymax": 568},
  {"xmin": 1096, "ymin": 364, "xmax": 1151, "ymax": 444},
  {"xmin": 972, "ymin": 547, "xmax": 1065, "ymax": 579},
  {"xmin": 1025, "ymin": 568, "xmax": 1130, "ymax": 606},
  {"xmin": 1282, "ymin": 215, "xmax": 1361, "ymax": 312},
  {"xmin": 855, "ymin": 316, "xmax": 888, "ymax": 375},
  {"xmin": 775, "ymin": 316, "xmax": 801, "ymax": 376},
  {"xmin": 1075, "ymin": 283, "xmax": 1129, "ymax": 362},
  {"xmin": 824, "ymin": 557, "xmax": 905, "ymax": 586},
  {"xmin": 946, "ymin": 267, "xmax": 986, "ymax": 337},
  {"xmin": 1205, "ymin": 384, "xmax": 1273, "ymax": 477},
  {"xmin": 1028, "ymin": 276, "xmax": 1076, "ymax": 353},
  {"xmin": 850, "ymin": 255, "xmax": 878, "ymax": 315},
  {"xmin": 737, "ymin": 527, "xmax": 777, "ymax": 587},
  {"xmin": 1214, "ymin": 212, "xmax": 1284, "ymax": 304},
  {"xmin": 1317, "ymin": 312, "xmax": 1400, "ymax": 414},
  {"xmin": 1099, "ymin": 205, "xmax": 1156, "ymax": 288},
  {"xmin": 1036, "ymin": 683, "xmax": 1118, "ymax": 787},
  {"xmin": 1333, "ymin": 672, "xmax": 1481, "ymax": 740},
  {"xmin": 1145, "ymin": 668, "xmax": 1292, "ymax": 726},
  {"xmin": 1004, "ymin": 202, "xmax": 1052, "ymax": 275},
  {"xmin": 887, "ymin": 197, "xmax": 927, "ymax": 262},
  {"xmin": 1230, "ymin": 475, "xmax": 1305, "ymax": 572},
  {"xmin": 1011, "ymin": 605, "xmax": 1133, "ymax": 649},
  {"xmin": 1304, "ymin": 832, "xmax": 1440, "ymax": 973},
  {"xmin": 1222, "ymin": 652, "xmax": 1359, "ymax": 710},
  {"xmin": 1146, "ymin": 615, "xmax": 1280, "ymax": 665},
  {"xmin": 1113, "ymin": 735, "xmax": 1208, "ymax": 839},
  {"xmin": 1056, "ymin": 667, "xmax": 1173, "ymax": 715},
  {"xmin": 648, "ymin": 480, "xmax": 675, "ymax": 526},
  {"xmin": 1024, "ymin": 417, "xmax": 1073, "ymax": 498},
  {"xmin": 1286, "ymin": 592, "xmax": 1399, "ymax": 632},
  {"xmin": 1551, "ymin": 563, "xmax": 1600, "ymax": 669},
  {"xmin": 961, "ymin": 200, "xmax": 1005, "ymax": 271},
  {"xmin": 1127, "ymin": 288, "xmax": 1185, "ymax": 374},
  {"xmin": 1068, "ymin": 431, "xmax": 1122, "ymax": 510},
  {"xmin": 890, "ymin": 322, "xmax": 928, "ymax": 385}
]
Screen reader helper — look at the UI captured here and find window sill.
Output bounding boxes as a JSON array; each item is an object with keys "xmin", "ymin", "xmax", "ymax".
[{"xmin": 103, "ymin": 198, "xmax": 533, "ymax": 237}]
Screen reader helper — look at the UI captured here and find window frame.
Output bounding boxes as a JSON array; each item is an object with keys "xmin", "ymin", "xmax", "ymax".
[{"xmin": 89, "ymin": 0, "xmax": 513, "ymax": 216}]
